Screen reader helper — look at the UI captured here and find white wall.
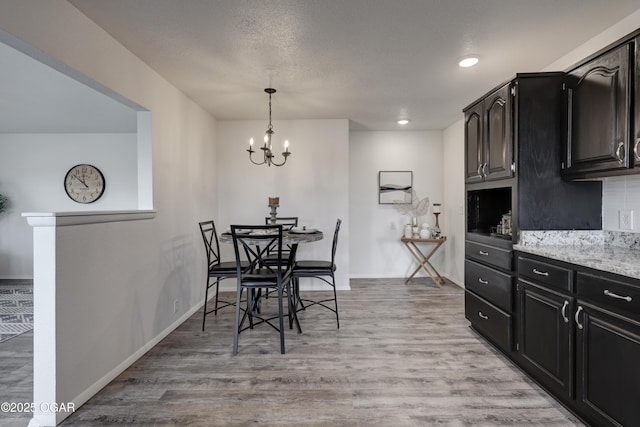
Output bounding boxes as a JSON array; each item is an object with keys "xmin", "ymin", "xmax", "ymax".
[
  {"xmin": 442, "ymin": 120, "xmax": 465, "ymax": 286},
  {"xmin": 0, "ymin": 133, "xmax": 137, "ymax": 278},
  {"xmin": 0, "ymin": 2, "xmax": 217, "ymax": 424},
  {"xmin": 349, "ymin": 130, "xmax": 444, "ymax": 278},
  {"xmin": 217, "ymin": 119, "xmax": 350, "ymax": 290}
]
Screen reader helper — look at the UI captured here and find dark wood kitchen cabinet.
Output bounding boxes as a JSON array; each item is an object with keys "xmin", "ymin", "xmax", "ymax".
[
  {"xmin": 464, "ymin": 83, "xmax": 512, "ymax": 183},
  {"xmin": 563, "ymin": 41, "xmax": 632, "ymax": 178},
  {"xmin": 513, "ymin": 252, "xmax": 640, "ymax": 427},
  {"xmin": 464, "ymin": 73, "xmax": 602, "ymax": 360},
  {"xmin": 574, "ymin": 272, "xmax": 640, "ymax": 427},
  {"xmin": 634, "ymin": 36, "xmax": 640, "ymax": 170},
  {"xmin": 516, "ymin": 256, "xmax": 575, "ymax": 401}
]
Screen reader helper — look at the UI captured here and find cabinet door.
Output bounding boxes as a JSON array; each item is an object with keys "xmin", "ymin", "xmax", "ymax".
[
  {"xmin": 575, "ymin": 304, "xmax": 640, "ymax": 427},
  {"xmin": 465, "ymin": 101, "xmax": 484, "ymax": 183},
  {"xmin": 565, "ymin": 43, "xmax": 631, "ymax": 176},
  {"xmin": 634, "ymin": 37, "xmax": 640, "ymax": 169},
  {"xmin": 517, "ymin": 281, "xmax": 573, "ymax": 399},
  {"xmin": 484, "ymin": 84, "xmax": 513, "ymax": 181}
]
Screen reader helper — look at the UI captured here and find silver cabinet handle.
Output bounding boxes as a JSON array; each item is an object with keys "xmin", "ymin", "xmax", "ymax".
[
  {"xmin": 533, "ymin": 268, "xmax": 549, "ymax": 277},
  {"xmin": 634, "ymin": 138, "xmax": 640, "ymax": 161},
  {"xmin": 478, "ymin": 278, "xmax": 489, "ymax": 284},
  {"xmin": 604, "ymin": 289, "xmax": 632, "ymax": 302},
  {"xmin": 561, "ymin": 300, "xmax": 569, "ymax": 323},
  {"xmin": 477, "ymin": 164, "xmax": 483, "ymax": 178},
  {"xmin": 482, "ymin": 163, "xmax": 488, "ymax": 178},
  {"xmin": 478, "ymin": 311, "xmax": 489, "ymax": 320},
  {"xmin": 575, "ymin": 306, "xmax": 583, "ymax": 330},
  {"xmin": 616, "ymin": 140, "xmax": 625, "ymax": 164},
  {"xmin": 478, "ymin": 250, "xmax": 489, "ymax": 256}
]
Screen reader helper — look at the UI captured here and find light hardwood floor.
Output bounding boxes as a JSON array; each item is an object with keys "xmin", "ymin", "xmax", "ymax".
[{"xmin": 1, "ymin": 278, "xmax": 583, "ymax": 426}]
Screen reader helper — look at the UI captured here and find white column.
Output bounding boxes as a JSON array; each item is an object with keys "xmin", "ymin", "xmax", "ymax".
[{"xmin": 26, "ymin": 217, "xmax": 58, "ymax": 427}]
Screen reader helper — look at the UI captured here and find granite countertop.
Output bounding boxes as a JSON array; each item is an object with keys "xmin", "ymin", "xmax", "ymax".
[{"xmin": 514, "ymin": 230, "xmax": 640, "ymax": 280}]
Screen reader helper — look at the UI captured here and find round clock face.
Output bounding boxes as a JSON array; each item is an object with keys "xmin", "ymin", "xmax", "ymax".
[{"xmin": 64, "ymin": 164, "xmax": 105, "ymax": 204}]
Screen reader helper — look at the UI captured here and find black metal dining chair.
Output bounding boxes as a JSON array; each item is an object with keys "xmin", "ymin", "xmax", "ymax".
[
  {"xmin": 198, "ymin": 220, "xmax": 249, "ymax": 331},
  {"xmin": 263, "ymin": 216, "xmax": 298, "ymax": 266},
  {"xmin": 231, "ymin": 224, "xmax": 301, "ymax": 355},
  {"xmin": 291, "ymin": 218, "xmax": 342, "ymax": 328}
]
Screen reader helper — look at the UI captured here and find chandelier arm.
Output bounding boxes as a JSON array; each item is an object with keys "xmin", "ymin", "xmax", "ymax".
[
  {"xmin": 267, "ymin": 153, "xmax": 289, "ymax": 167},
  {"xmin": 247, "ymin": 149, "xmax": 267, "ymax": 165}
]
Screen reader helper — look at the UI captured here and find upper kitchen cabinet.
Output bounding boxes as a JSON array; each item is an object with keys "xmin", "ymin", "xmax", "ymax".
[
  {"xmin": 465, "ymin": 83, "xmax": 513, "ymax": 184},
  {"xmin": 563, "ymin": 42, "xmax": 632, "ymax": 178},
  {"xmin": 635, "ymin": 36, "xmax": 640, "ymax": 169}
]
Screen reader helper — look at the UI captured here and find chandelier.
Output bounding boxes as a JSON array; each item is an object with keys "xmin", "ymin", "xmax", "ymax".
[{"xmin": 247, "ymin": 88, "xmax": 291, "ymax": 167}]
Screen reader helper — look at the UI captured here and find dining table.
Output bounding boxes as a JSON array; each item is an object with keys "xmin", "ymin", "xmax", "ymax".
[
  {"xmin": 219, "ymin": 227, "xmax": 324, "ymax": 333},
  {"xmin": 218, "ymin": 227, "xmax": 324, "ymax": 266},
  {"xmin": 219, "ymin": 228, "xmax": 323, "ymax": 247}
]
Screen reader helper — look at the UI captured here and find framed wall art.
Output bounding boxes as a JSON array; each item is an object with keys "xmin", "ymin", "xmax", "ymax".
[{"xmin": 378, "ymin": 171, "xmax": 412, "ymax": 204}]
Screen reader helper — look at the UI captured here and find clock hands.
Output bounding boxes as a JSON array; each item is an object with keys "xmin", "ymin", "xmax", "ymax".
[{"xmin": 72, "ymin": 174, "xmax": 89, "ymax": 189}]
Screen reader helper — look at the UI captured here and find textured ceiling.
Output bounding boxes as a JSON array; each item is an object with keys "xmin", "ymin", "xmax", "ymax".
[
  {"xmin": 6, "ymin": 1, "xmax": 640, "ymax": 133},
  {"xmin": 65, "ymin": 0, "xmax": 640, "ymax": 131}
]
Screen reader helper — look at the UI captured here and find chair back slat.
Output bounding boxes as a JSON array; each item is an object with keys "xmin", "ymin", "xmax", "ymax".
[
  {"xmin": 264, "ymin": 217, "xmax": 298, "ymax": 255},
  {"xmin": 199, "ymin": 220, "xmax": 221, "ymax": 268},
  {"xmin": 231, "ymin": 225, "xmax": 285, "ymax": 282},
  {"xmin": 331, "ymin": 219, "xmax": 342, "ymax": 265}
]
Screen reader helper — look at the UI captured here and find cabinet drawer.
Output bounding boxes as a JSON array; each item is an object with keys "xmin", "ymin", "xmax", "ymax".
[
  {"xmin": 465, "ymin": 259, "xmax": 513, "ymax": 312},
  {"xmin": 466, "ymin": 241, "xmax": 512, "ymax": 270},
  {"xmin": 465, "ymin": 291, "xmax": 512, "ymax": 353},
  {"xmin": 577, "ymin": 272, "xmax": 640, "ymax": 323},
  {"xmin": 517, "ymin": 256, "xmax": 572, "ymax": 293}
]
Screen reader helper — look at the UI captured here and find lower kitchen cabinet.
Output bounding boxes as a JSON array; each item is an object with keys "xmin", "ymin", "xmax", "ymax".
[
  {"xmin": 465, "ymin": 291, "xmax": 512, "ymax": 353},
  {"xmin": 516, "ymin": 280, "xmax": 574, "ymax": 400},
  {"xmin": 575, "ymin": 302, "xmax": 640, "ymax": 426},
  {"xmin": 485, "ymin": 251, "xmax": 640, "ymax": 427}
]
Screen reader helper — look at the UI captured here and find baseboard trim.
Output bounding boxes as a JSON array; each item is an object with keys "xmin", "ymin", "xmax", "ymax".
[
  {"xmin": 0, "ymin": 275, "xmax": 34, "ymax": 280},
  {"xmin": 66, "ymin": 302, "xmax": 202, "ymax": 421}
]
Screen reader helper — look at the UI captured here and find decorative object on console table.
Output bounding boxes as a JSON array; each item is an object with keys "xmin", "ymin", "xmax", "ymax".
[
  {"xmin": 268, "ymin": 196, "xmax": 280, "ymax": 224},
  {"xmin": 379, "ymin": 171, "xmax": 413, "ymax": 204},
  {"xmin": 394, "ymin": 188, "xmax": 430, "ymax": 230},
  {"xmin": 432, "ymin": 203, "xmax": 441, "ymax": 238}
]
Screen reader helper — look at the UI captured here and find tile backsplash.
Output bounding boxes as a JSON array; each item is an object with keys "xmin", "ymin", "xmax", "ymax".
[{"xmin": 602, "ymin": 174, "xmax": 640, "ymax": 233}]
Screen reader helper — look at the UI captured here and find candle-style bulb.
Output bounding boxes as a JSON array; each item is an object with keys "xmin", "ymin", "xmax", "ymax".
[
  {"xmin": 284, "ymin": 140, "xmax": 289, "ymax": 152},
  {"xmin": 249, "ymin": 138, "xmax": 254, "ymax": 147},
  {"xmin": 263, "ymin": 134, "xmax": 268, "ymax": 146}
]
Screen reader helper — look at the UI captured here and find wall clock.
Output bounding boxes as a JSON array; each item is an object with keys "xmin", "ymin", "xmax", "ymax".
[{"xmin": 64, "ymin": 164, "xmax": 106, "ymax": 204}]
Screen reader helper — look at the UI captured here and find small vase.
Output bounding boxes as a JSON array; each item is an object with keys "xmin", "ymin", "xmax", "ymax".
[{"xmin": 404, "ymin": 224, "xmax": 413, "ymax": 238}]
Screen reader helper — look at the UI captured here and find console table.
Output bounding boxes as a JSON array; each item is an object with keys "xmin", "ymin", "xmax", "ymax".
[{"xmin": 401, "ymin": 236, "xmax": 447, "ymax": 286}]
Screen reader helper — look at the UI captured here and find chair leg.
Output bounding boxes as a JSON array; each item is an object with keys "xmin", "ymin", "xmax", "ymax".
[
  {"xmin": 232, "ymin": 284, "xmax": 243, "ymax": 355},
  {"xmin": 247, "ymin": 289, "xmax": 254, "ymax": 329},
  {"xmin": 277, "ymin": 285, "xmax": 285, "ymax": 354},
  {"xmin": 287, "ymin": 279, "xmax": 302, "ymax": 333},
  {"xmin": 295, "ymin": 277, "xmax": 306, "ymax": 310},
  {"xmin": 214, "ymin": 278, "xmax": 220, "ymax": 316},
  {"xmin": 331, "ymin": 273, "xmax": 340, "ymax": 329},
  {"xmin": 202, "ymin": 279, "xmax": 210, "ymax": 331}
]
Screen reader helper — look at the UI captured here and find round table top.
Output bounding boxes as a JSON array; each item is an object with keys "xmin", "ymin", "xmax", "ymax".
[{"xmin": 219, "ymin": 230, "xmax": 323, "ymax": 245}]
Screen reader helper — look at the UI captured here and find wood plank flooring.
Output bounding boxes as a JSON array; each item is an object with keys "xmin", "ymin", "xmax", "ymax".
[{"xmin": 1, "ymin": 278, "xmax": 583, "ymax": 426}]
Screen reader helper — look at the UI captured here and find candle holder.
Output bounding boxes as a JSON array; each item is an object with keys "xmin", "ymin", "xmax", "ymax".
[
  {"xmin": 432, "ymin": 203, "xmax": 442, "ymax": 229},
  {"xmin": 268, "ymin": 197, "xmax": 280, "ymax": 224}
]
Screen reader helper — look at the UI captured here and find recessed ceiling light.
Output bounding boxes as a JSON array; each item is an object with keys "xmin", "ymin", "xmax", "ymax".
[
  {"xmin": 458, "ymin": 56, "xmax": 479, "ymax": 68},
  {"xmin": 397, "ymin": 119, "xmax": 410, "ymax": 125}
]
